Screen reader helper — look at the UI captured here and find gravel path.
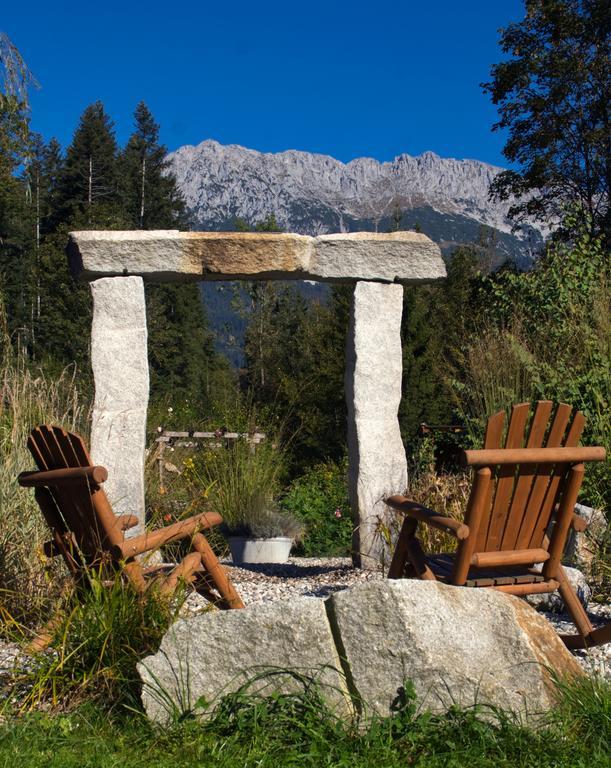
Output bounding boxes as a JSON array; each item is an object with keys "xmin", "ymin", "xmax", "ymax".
[{"xmin": 2, "ymin": 557, "xmax": 609, "ymax": 683}]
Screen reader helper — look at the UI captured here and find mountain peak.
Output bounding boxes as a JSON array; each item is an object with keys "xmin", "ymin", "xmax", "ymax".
[{"xmin": 167, "ymin": 139, "xmax": 542, "ymax": 267}]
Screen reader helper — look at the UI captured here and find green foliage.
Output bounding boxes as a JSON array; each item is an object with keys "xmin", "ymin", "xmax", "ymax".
[
  {"xmin": 145, "ymin": 283, "xmax": 227, "ymax": 418},
  {"xmin": 187, "ymin": 438, "xmax": 302, "ymax": 539},
  {"xmin": 0, "ymin": 676, "xmax": 609, "ymax": 767},
  {"xmin": 243, "ymin": 283, "xmax": 350, "ymax": 475},
  {"xmin": 399, "ymin": 246, "xmax": 479, "ymax": 452},
  {"xmin": 13, "ymin": 572, "xmax": 181, "ymax": 712},
  {"xmin": 281, "ymin": 459, "xmax": 353, "ymax": 557},
  {"xmin": 465, "ymin": 218, "xmax": 610, "ymax": 507},
  {"xmin": 483, "ymin": 0, "xmax": 610, "ymax": 237}
]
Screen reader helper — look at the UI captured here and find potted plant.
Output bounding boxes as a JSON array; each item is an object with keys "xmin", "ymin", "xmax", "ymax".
[{"xmin": 193, "ymin": 438, "xmax": 303, "ymax": 564}]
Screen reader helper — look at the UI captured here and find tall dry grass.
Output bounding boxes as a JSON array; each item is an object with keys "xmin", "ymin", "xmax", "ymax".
[
  {"xmin": 452, "ymin": 324, "xmax": 540, "ymax": 444},
  {"xmin": 0, "ymin": 308, "xmax": 88, "ymax": 629}
]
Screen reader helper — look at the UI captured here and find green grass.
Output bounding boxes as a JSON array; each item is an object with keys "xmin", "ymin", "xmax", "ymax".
[
  {"xmin": 0, "ymin": 676, "xmax": 609, "ymax": 768},
  {"xmin": 9, "ymin": 571, "xmax": 184, "ymax": 712}
]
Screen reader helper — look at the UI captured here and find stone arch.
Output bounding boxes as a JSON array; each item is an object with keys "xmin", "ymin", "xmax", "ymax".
[{"xmin": 69, "ymin": 230, "xmax": 446, "ymax": 568}]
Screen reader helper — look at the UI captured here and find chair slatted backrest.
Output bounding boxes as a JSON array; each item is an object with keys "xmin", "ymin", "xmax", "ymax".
[
  {"xmin": 470, "ymin": 401, "xmax": 585, "ymax": 555},
  {"xmin": 27, "ymin": 425, "xmax": 119, "ymax": 567}
]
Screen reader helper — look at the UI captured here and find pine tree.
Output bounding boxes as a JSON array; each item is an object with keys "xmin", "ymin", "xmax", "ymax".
[
  {"xmin": 33, "ymin": 102, "xmax": 124, "ymax": 369},
  {"xmin": 57, "ymin": 101, "xmax": 124, "ymax": 227},
  {"xmin": 120, "ymin": 101, "xmax": 185, "ymax": 229},
  {"xmin": 119, "ymin": 102, "xmax": 225, "ymax": 419},
  {"xmin": 0, "ymin": 68, "xmax": 31, "ymax": 343}
]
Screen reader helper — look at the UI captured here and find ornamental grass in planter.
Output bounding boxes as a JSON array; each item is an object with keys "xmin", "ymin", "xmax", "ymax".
[{"xmin": 187, "ymin": 439, "xmax": 303, "ymax": 564}]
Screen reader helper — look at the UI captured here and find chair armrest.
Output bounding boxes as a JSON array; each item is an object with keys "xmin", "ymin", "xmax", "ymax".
[
  {"xmin": 112, "ymin": 510, "xmax": 223, "ymax": 559},
  {"xmin": 385, "ymin": 495, "xmax": 469, "ymax": 539},
  {"xmin": 18, "ymin": 466, "xmax": 108, "ymax": 487}
]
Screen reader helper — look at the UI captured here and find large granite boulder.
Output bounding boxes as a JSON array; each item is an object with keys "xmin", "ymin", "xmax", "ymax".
[
  {"xmin": 328, "ymin": 581, "xmax": 583, "ymax": 719},
  {"xmin": 138, "ymin": 598, "xmax": 351, "ymax": 724},
  {"xmin": 139, "ymin": 581, "xmax": 582, "ymax": 725}
]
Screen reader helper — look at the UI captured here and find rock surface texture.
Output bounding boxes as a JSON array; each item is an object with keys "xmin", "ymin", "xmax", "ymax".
[
  {"xmin": 329, "ymin": 581, "xmax": 583, "ymax": 719},
  {"xmin": 90, "ymin": 277, "xmax": 149, "ymax": 535},
  {"xmin": 138, "ymin": 598, "xmax": 351, "ymax": 723},
  {"xmin": 139, "ymin": 580, "xmax": 583, "ymax": 724},
  {"xmin": 566, "ymin": 503, "xmax": 608, "ymax": 578},
  {"xmin": 346, "ymin": 282, "xmax": 407, "ymax": 568},
  {"xmin": 68, "ymin": 230, "xmax": 446, "ymax": 284}
]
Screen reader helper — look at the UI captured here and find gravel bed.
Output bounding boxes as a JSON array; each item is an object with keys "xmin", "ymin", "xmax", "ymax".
[{"xmin": 2, "ymin": 558, "xmax": 609, "ymax": 684}]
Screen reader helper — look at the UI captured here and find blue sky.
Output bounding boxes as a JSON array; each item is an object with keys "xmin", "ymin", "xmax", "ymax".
[{"xmin": 3, "ymin": 1, "xmax": 525, "ymax": 166}]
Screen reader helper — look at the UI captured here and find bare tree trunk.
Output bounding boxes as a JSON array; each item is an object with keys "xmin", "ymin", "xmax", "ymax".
[
  {"xmin": 88, "ymin": 155, "xmax": 93, "ymax": 225},
  {"xmin": 139, "ymin": 156, "xmax": 146, "ymax": 228},
  {"xmin": 33, "ymin": 167, "xmax": 40, "ymax": 355}
]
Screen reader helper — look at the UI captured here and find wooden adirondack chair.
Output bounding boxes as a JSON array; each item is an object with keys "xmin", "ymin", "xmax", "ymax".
[
  {"xmin": 387, "ymin": 401, "xmax": 609, "ymax": 649},
  {"xmin": 18, "ymin": 425, "xmax": 244, "ymax": 649}
]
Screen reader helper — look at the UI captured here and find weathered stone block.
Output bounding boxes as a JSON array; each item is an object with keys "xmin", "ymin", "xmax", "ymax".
[
  {"xmin": 328, "ymin": 580, "xmax": 583, "ymax": 719},
  {"xmin": 90, "ymin": 277, "xmax": 149, "ymax": 535},
  {"xmin": 346, "ymin": 281, "xmax": 407, "ymax": 569},
  {"xmin": 138, "ymin": 598, "xmax": 351, "ymax": 723},
  {"xmin": 312, "ymin": 231, "xmax": 445, "ymax": 282},
  {"xmin": 67, "ymin": 230, "xmax": 446, "ymax": 284}
]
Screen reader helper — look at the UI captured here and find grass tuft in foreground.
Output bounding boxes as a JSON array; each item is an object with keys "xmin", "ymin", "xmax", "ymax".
[
  {"xmin": 0, "ymin": 672, "xmax": 609, "ymax": 768},
  {"xmin": 9, "ymin": 571, "xmax": 183, "ymax": 713}
]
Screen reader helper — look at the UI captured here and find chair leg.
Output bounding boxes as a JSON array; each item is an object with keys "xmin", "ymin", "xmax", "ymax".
[
  {"xmin": 159, "ymin": 552, "xmax": 202, "ymax": 597},
  {"xmin": 405, "ymin": 537, "xmax": 437, "ymax": 581},
  {"xmin": 192, "ymin": 533, "xmax": 244, "ymax": 609},
  {"xmin": 557, "ymin": 565, "xmax": 596, "ymax": 648},
  {"xmin": 123, "ymin": 560, "xmax": 147, "ymax": 593},
  {"xmin": 26, "ymin": 613, "xmax": 63, "ymax": 654},
  {"xmin": 388, "ymin": 518, "xmax": 417, "ymax": 579}
]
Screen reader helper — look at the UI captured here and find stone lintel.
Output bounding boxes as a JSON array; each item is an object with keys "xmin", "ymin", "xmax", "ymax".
[{"xmin": 67, "ymin": 230, "xmax": 446, "ymax": 284}]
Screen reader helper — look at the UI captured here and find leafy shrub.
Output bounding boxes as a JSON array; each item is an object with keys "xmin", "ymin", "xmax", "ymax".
[
  {"xmin": 459, "ymin": 217, "xmax": 610, "ymax": 511},
  {"xmin": 281, "ymin": 459, "xmax": 353, "ymax": 557}
]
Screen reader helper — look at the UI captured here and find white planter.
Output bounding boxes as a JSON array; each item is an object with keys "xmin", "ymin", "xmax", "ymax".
[{"xmin": 228, "ymin": 536, "xmax": 293, "ymax": 565}]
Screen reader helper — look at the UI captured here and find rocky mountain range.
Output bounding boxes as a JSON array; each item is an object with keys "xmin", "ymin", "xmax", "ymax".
[{"xmin": 167, "ymin": 139, "xmax": 544, "ymax": 269}]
